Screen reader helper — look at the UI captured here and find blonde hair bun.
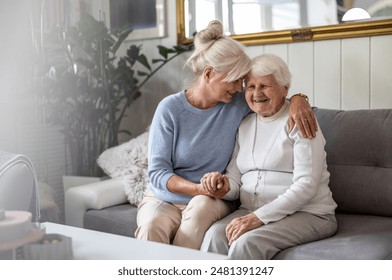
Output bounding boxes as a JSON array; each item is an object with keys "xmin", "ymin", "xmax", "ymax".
[
  {"xmin": 194, "ymin": 20, "xmax": 224, "ymax": 50},
  {"xmin": 184, "ymin": 20, "xmax": 251, "ymax": 87}
]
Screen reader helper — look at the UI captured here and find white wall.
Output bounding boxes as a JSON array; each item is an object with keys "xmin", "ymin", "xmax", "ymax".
[{"xmin": 246, "ymin": 36, "xmax": 392, "ymax": 110}]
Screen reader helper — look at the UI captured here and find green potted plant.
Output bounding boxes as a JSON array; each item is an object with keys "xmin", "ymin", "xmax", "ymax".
[{"xmin": 35, "ymin": 11, "xmax": 191, "ymax": 180}]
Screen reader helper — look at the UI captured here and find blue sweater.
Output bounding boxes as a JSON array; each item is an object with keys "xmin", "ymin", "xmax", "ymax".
[{"xmin": 148, "ymin": 90, "xmax": 250, "ymax": 204}]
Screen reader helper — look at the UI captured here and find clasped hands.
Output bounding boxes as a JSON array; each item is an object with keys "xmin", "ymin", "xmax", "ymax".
[{"xmin": 199, "ymin": 171, "xmax": 230, "ymax": 199}]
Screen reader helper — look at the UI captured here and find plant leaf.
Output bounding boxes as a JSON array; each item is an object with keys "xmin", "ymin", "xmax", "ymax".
[
  {"xmin": 137, "ymin": 70, "xmax": 149, "ymax": 77},
  {"xmin": 152, "ymin": 58, "xmax": 166, "ymax": 64},
  {"xmin": 137, "ymin": 54, "xmax": 151, "ymax": 70},
  {"xmin": 113, "ymin": 26, "xmax": 133, "ymax": 54}
]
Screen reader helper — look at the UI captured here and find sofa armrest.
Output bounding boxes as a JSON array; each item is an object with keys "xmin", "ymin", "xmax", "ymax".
[{"xmin": 65, "ymin": 178, "xmax": 127, "ymax": 227}]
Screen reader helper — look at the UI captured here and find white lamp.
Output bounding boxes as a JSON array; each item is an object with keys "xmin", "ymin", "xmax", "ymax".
[{"xmin": 342, "ymin": 8, "xmax": 371, "ymax": 21}]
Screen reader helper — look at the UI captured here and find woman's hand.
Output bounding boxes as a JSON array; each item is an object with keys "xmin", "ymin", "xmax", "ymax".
[
  {"xmin": 289, "ymin": 95, "xmax": 317, "ymax": 139},
  {"xmin": 226, "ymin": 213, "xmax": 263, "ymax": 246},
  {"xmin": 201, "ymin": 172, "xmax": 230, "ymax": 198}
]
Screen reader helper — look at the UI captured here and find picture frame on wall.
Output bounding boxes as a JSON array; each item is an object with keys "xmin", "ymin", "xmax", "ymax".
[{"xmin": 101, "ymin": 0, "xmax": 166, "ymax": 41}]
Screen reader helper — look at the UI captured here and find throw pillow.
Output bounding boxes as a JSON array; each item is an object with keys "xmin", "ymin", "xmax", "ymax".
[{"xmin": 97, "ymin": 130, "xmax": 149, "ymax": 206}]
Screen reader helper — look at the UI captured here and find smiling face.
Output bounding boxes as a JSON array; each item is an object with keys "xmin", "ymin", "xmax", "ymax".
[
  {"xmin": 206, "ymin": 68, "xmax": 244, "ymax": 104},
  {"xmin": 245, "ymin": 74, "xmax": 288, "ymax": 117}
]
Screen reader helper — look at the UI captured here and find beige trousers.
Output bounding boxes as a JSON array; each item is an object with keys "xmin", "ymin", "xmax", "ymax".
[{"xmin": 135, "ymin": 191, "xmax": 230, "ymax": 249}]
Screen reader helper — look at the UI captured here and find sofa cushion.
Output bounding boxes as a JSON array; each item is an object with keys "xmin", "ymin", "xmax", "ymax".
[
  {"xmin": 97, "ymin": 130, "xmax": 149, "ymax": 206},
  {"xmin": 314, "ymin": 108, "xmax": 392, "ymax": 217},
  {"xmin": 84, "ymin": 204, "xmax": 138, "ymax": 238},
  {"xmin": 97, "ymin": 131, "xmax": 149, "ymax": 179},
  {"xmin": 273, "ymin": 213, "xmax": 392, "ymax": 260}
]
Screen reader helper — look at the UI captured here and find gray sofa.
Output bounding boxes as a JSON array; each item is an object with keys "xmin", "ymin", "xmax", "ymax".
[{"xmin": 65, "ymin": 108, "xmax": 392, "ymax": 259}]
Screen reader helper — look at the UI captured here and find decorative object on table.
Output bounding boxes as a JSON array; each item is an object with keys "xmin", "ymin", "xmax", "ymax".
[
  {"xmin": 97, "ymin": 129, "xmax": 149, "ymax": 206},
  {"xmin": 22, "ymin": 233, "xmax": 73, "ymax": 260},
  {"xmin": 32, "ymin": 6, "xmax": 192, "ymax": 177},
  {"xmin": 0, "ymin": 210, "xmax": 46, "ymax": 258},
  {"xmin": 0, "ymin": 151, "xmax": 40, "ymax": 223},
  {"xmin": 0, "ymin": 209, "xmax": 72, "ymax": 260},
  {"xmin": 0, "ymin": 151, "xmax": 66, "ymax": 259}
]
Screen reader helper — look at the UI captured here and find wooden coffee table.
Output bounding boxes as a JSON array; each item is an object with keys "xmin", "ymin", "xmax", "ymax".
[{"xmin": 43, "ymin": 222, "xmax": 227, "ymax": 260}]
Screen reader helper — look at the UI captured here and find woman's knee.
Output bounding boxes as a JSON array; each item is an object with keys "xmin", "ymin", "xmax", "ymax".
[
  {"xmin": 136, "ymin": 201, "xmax": 181, "ymax": 243},
  {"xmin": 188, "ymin": 195, "xmax": 214, "ymax": 210},
  {"xmin": 229, "ymin": 232, "xmax": 274, "ymax": 260},
  {"xmin": 186, "ymin": 195, "xmax": 229, "ymax": 220},
  {"xmin": 136, "ymin": 216, "xmax": 177, "ymax": 243},
  {"xmin": 315, "ymin": 214, "xmax": 338, "ymax": 240}
]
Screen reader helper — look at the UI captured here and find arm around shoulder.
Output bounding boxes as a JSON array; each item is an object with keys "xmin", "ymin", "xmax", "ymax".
[{"xmin": 288, "ymin": 94, "xmax": 317, "ymax": 138}]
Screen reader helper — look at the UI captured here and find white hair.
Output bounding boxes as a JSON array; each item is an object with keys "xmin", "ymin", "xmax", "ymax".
[{"xmin": 248, "ymin": 54, "xmax": 291, "ymax": 89}]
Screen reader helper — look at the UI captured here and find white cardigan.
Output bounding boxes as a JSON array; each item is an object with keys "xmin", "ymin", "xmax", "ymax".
[{"xmin": 223, "ymin": 101, "xmax": 337, "ymax": 224}]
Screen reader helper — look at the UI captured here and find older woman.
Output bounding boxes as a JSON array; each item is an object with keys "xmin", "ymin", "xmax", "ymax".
[
  {"xmin": 135, "ymin": 21, "xmax": 317, "ymax": 250},
  {"xmin": 200, "ymin": 54, "xmax": 337, "ymax": 259}
]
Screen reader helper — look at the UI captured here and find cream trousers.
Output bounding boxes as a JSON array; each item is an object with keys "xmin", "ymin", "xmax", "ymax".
[
  {"xmin": 135, "ymin": 191, "xmax": 231, "ymax": 249},
  {"xmin": 201, "ymin": 209, "xmax": 337, "ymax": 259}
]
